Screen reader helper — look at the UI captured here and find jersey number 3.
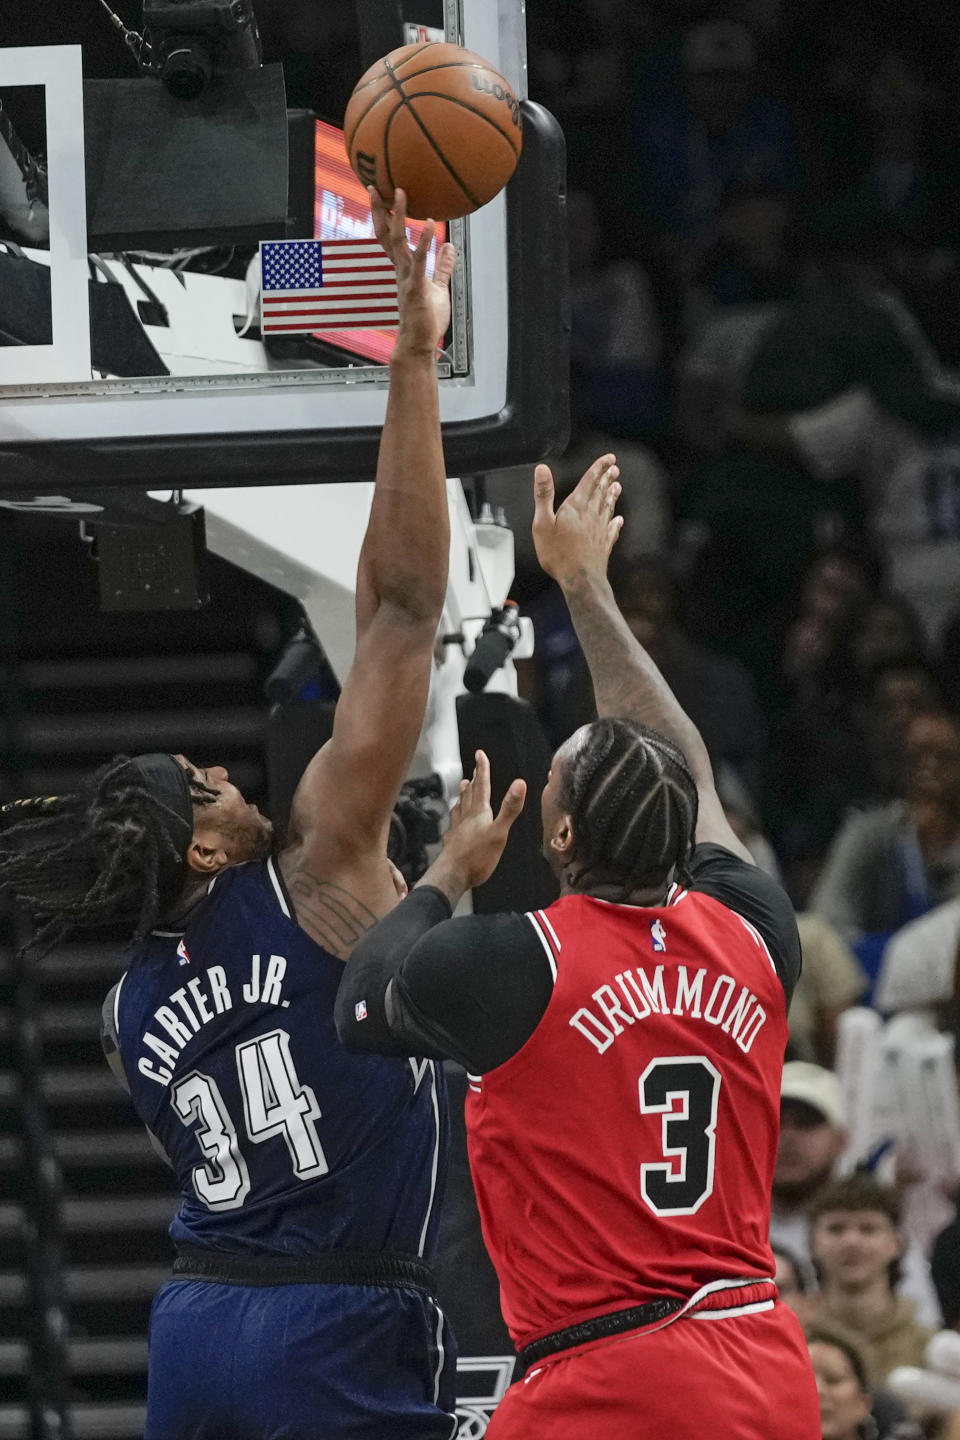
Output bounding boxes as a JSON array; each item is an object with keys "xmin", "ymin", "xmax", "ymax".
[
  {"xmin": 171, "ymin": 1028, "xmax": 328, "ymax": 1211},
  {"xmin": 638, "ymin": 1056, "xmax": 721, "ymax": 1216}
]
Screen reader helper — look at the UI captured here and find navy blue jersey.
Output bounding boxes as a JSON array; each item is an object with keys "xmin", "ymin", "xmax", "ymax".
[{"xmin": 112, "ymin": 857, "xmax": 447, "ymax": 1259}]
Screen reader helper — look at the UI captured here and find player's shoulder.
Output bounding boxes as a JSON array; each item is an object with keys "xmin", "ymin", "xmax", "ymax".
[
  {"xmin": 685, "ymin": 843, "xmax": 801, "ymax": 1000},
  {"xmin": 687, "ymin": 843, "xmax": 789, "ymax": 909}
]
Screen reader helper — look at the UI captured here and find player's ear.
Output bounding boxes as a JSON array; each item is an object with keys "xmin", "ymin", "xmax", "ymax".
[
  {"xmin": 186, "ymin": 837, "xmax": 229, "ymax": 875},
  {"xmin": 549, "ymin": 813, "xmax": 575, "ymax": 859}
]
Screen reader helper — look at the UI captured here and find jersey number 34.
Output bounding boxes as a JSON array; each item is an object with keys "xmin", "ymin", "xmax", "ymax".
[{"xmin": 171, "ymin": 1028, "xmax": 328, "ymax": 1211}]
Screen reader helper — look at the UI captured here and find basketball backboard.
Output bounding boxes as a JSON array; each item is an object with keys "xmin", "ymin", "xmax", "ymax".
[{"xmin": 0, "ymin": 0, "xmax": 569, "ymax": 496}]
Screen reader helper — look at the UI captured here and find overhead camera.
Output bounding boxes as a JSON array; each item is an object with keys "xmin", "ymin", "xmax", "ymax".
[
  {"xmin": 142, "ymin": 0, "xmax": 262, "ymax": 99},
  {"xmin": 388, "ymin": 776, "xmax": 446, "ymax": 887}
]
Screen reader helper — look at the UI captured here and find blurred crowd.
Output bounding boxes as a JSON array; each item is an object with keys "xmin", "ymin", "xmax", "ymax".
[{"xmin": 506, "ymin": 2, "xmax": 960, "ymax": 1436}]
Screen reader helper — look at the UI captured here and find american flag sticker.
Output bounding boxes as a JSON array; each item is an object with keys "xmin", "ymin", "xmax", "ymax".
[
  {"xmin": 260, "ymin": 238, "xmax": 400, "ymax": 333},
  {"xmin": 355, "ymin": 1000, "xmax": 368, "ymax": 1022}
]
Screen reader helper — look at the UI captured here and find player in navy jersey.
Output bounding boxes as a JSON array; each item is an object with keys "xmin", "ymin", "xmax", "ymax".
[
  {"xmin": 336, "ymin": 456, "xmax": 821, "ymax": 1438},
  {"xmin": 0, "ymin": 191, "xmax": 465, "ymax": 1440}
]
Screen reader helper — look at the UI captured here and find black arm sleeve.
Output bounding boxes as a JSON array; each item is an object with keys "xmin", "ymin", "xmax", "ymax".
[
  {"xmin": 336, "ymin": 891, "xmax": 553, "ymax": 1074},
  {"xmin": 335, "ymin": 886, "xmax": 454, "ymax": 1058},
  {"xmin": 687, "ymin": 843, "xmax": 802, "ymax": 1005}
]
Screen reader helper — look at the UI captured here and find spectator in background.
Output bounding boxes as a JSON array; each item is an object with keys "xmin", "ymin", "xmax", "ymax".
[
  {"xmin": 846, "ymin": 596, "xmax": 929, "ymax": 697},
  {"xmin": 526, "ymin": 0, "xmax": 633, "ymax": 207},
  {"xmin": 717, "ymin": 762, "xmax": 781, "ymax": 877},
  {"xmin": 567, "ymin": 187, "xmax": 668, "ymax": 440},
  {"xmin": 807, "ymin": 1329, "xmax": 923, "ymax": 1440},
  {"xmin": 809, "ymin": 1175, "xmax": 933, "ymax": 1387},
  {"xmin": 932, "ymin": 1200, "xmax": 960, "ymax": 1334},
  {"xmin": 813, "ymin": 45, "xmax": 950, "ymax": 253},
  {"xmin": 674, "ymin": 185, "xmax": 796, "ymax": 458},
  {"xmin": 771, "ymin": 1062, "xmax": 848, "ymax": 1265},
  {"xmin": 727, "ymin": 214, "xmax": 960, "ymax": 641},
  {"xmin": 810, "ymin": 708, "xmax": 960, "ymax": 963},
  {"xmin": 611, "ymin": 556, "xmax": 767, "ymax": 797},
  {"xmin": 694, "ymin": 183, "xmax": 797, "ymax": 313},
  {"xmin": 807, "ymin": 1331, "xmax": 873, "ymax": 1440},
  {"xmin": 789, "ymin": 915, "xmax": 866, "ymax": 1067},
  {"xmin": 873, "ymin": 894, "xmax": 960, "ymax": 1018},
  {"xmin": 773, "ymin": 1243, "xmax": 817, "ymax": 1327},
  {"xmin": 716, "ymin": 777, "xmax": 866, "ymax": 1069},
  {"xmin": 767, "ymin": 645, "xmax": 942, "ymax": 902},
  {"xmin": 533, "ymin": 554, "xmax": 768, "ymax": 794},
  {"xmin": 778, "ymin": 546, "xmax": 880, "ymax": 705},
  {"xmin": 629, "ymin": 19, "xmax": 799, "ymax": 290}
]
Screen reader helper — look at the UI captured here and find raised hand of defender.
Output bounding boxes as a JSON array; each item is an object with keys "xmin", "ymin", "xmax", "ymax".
[
  {"xmin": 434, "ymin": 750, "xmax": 526, "ymax": 895},
  {"xmin": 369, "ymin": 186, "xmax": 456, "ymax": 358},
  {"xmin": 531, "ymin": 454, "xmax": 623, "ymax": 586}
]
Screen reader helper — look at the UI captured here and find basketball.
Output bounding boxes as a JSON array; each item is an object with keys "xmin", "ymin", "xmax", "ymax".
[{"xmin": 344, "ymin": 42, "xmax": 523, "ymax": 221}]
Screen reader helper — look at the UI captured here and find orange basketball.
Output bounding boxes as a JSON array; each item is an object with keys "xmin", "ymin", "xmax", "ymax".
[{"xmin": 343, "ymin": 42, "xmax": 523, "ymax": 221}]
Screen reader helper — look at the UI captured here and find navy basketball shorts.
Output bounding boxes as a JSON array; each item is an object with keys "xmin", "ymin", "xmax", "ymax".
[{"xmin": 145, "ymin": 1277, "xmax": 458, "ymax": 1439}]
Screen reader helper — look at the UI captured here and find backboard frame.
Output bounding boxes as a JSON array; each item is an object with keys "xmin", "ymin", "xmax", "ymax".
[{"xmin": 0, "ymin": 0, "xmax": 569, "ymax": 492}]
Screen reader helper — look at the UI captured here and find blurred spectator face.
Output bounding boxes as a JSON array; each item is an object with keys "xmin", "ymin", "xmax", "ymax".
[
  {"xmin": 717, "ymin": 191, "xmax": 792, "ymax": 282},
  {"xmin": 850, "ymin": 598, "xmax": 920, "ymax": 675},
  {"xmin": 811, "ymin": 1207, "xmax": 900, "ymax": 1292},
  {"xmin": 801, "ymin": 554, "xmax": 868, "ymax": 627},
  {"xmin": 905, "ymin": 713, "xmax": 960, "ymax": 805},
  {"xmin": 868, "ymin": 666, "xmax": 941, "ymax": 741},
  {"xmin": 775, "ymin": 1099, "xmax": 846, "ymax": 1199},
  {"xmin": 808, "ymin": 1340, "xmax": 872, "ymax": 1440},
  {"xmin": 683, "ymin": 22, "xmax": 756, "ymax": 136},
  {"xmin": 773, "ymin": 1248, "xmax": 816, "ymax": 1325},
  {"xmin": 615, "ymin": 562, "xmax": 679, "ymax": 669}
]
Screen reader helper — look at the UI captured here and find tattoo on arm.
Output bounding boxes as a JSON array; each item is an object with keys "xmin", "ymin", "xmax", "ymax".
[
  {"xmin": 285, "ymin": 865, "xmax": 384, "ymax": 959},
  {"xmin": 563, "ymin": 577, "xmax": 711, "ymax": 782}
]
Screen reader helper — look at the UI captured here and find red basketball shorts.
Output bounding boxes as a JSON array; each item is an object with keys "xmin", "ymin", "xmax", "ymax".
[{"xmin": 487, "ymin": 1302, "xmax": 819, "ymax": 1440}]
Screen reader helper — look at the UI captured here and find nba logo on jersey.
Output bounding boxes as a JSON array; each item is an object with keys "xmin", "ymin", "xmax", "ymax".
[
  {"xmin": 355, "ymin": 1000, "xmax": 368, "ymax": 1021},
  {"xmin": 650, "ymin": 919, "xmax": 667, "ymax": 953},
  {"xmin": 176, "ymin": 938, "xmax": 191, "ymax": 967}
]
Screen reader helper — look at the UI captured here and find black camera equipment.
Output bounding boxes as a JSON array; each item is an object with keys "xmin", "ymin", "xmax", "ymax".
[
  {"xmin": 388, "ymin": 776, "xmax": 446, "ymax": 887},
  {"xmin": 463, "ymin": 602, "xmax": 522, "ymax": 695},
  {"xmin": 264, "ymin": 626, "xmax": 326, "ymax": 707},
  {"xmin": 141, "ymin": 0, "xmax": 262, "ymax": 99}
]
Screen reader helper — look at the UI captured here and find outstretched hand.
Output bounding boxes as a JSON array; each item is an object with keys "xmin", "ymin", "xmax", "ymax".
[
  {"xmin": 531, "ymin": 454, "xmax": 622, "ymax": 586},
  {"xmin": 369, "ymin": 186, "xmax": 456, "ymax": 357},
  {"xmin": 435, "ymin": 750, "xmax": 526, "ymax": 895}
]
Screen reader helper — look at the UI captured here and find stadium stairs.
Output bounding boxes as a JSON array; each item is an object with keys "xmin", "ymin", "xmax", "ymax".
[{"xmin": 0, "ymin": 522, "xmax": 277, "ymax": 1439}]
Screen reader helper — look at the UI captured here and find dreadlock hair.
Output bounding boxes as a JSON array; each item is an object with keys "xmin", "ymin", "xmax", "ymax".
[
  {"xmin": 0, "ymin": 755, "xmax": 217, "ymax": 959},
  {"xmin": 557, "ymin": 719, "xmax": 699, "ymax": 898}
]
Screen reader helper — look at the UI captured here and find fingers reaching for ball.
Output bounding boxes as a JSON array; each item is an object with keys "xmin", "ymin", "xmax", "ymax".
[
  {"xmin": 369, "ymin": 185, "xmax": 410, "ymax": 266},
  {"xmin": 368, "ymin": 185, "xmax": 455, "ymax": 356},
  {"xmin": 531, "ymin": 453, "xmax": 623, "ymax": 583}
]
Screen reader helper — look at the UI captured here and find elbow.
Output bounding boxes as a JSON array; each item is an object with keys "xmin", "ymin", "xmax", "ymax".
[{"xmin": 375, "ymin": 578, "xmax": 445, "ymax": 628}]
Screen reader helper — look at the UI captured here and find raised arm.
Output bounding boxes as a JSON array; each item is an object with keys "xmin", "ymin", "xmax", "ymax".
[
  {"xmin": 278, "ymin": 191, "xmax": 457, "ymax": 951},
  {"xmin": 531, "ymin": 456, "xmax": 753, "ymax": 863}
]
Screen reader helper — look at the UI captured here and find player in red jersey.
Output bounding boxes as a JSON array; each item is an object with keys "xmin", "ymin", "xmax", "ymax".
[{"xmin": 336, "ymin": 456, "xmax": 820, "ymax": 1438}]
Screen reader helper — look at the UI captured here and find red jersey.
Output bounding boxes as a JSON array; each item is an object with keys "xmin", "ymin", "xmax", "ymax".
[{"xmin": 464, "ymin": 884, "xmax": 788, "ymax": 1350}]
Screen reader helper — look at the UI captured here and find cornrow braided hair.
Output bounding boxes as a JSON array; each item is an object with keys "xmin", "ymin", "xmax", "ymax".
[
  {"xmin": 558, "ymin": 718, "xmax": 699, "ymax": 898},
  {"xmin": 0, "ymin": 755, "xmax": 217, "ymax": 959}
]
